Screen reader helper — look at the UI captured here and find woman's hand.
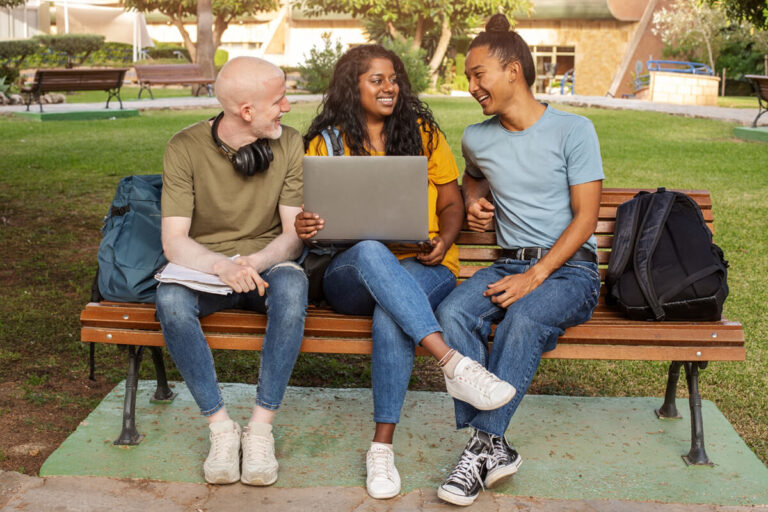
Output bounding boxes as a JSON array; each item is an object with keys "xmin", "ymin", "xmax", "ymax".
[
  {"xmin": 417, "ymin": 236, "xmax": 447, "ymax": 266},
  {"xmin": 294, "ymin": 207, "xmax": 325, "ymax": 240}
]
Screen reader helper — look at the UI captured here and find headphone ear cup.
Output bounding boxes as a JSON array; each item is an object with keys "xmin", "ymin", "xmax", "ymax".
[
  {"xmin": 234, "ymin": 145, "xmax": 256, "ymax": 176},
  {"xmin": 250, "ymin": 140, "xmax": 274, "ymax": 174}
]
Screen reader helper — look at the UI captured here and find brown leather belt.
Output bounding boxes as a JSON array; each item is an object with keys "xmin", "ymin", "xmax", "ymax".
[{"xmin": 499, "ymin": 247, "xmax": 597, "ymax": 264}]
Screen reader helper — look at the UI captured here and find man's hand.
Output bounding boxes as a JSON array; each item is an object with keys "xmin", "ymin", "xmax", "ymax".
[
  {"xmin": 467, "ymin": 197, "xmax": 495, "ymax": 232},
  {"xmin": 417, "ymin": 236, "xmax": 448, "ymax": 266},
  {"xmin": 214, "ymin": 258, "xmax": 268, "ymax": 295},
  {"xmin": 484, "ymin": 268, "xmax": 545, "ymax": 308},
  {"xmin": 294, "ymin": 207, "xmax": 325, "ymax": 240}
]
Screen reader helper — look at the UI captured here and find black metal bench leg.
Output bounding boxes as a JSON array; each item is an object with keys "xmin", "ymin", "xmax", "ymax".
[
  {"xmin": 656, "ymin": 361, "xmax": 683, "ymax": 419},
  {"xmin": 114, "ymin": 345, "xmax": 145, "ymax": 446},
  {"xmin": 89, "ymin": 342, "xmax": 96, "ymax": 381},
  {"xmin": 149, "ymin": 346, "xmax": 177, "ymax": 403},
  {"xmin": 682, "ymin": 361, "xmax": 713, "ymax": 466}
]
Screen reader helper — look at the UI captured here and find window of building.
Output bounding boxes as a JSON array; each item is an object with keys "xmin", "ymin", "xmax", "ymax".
[{"xmin": 529, "ymin": 45, "xmax": 575, "ymax": 93}]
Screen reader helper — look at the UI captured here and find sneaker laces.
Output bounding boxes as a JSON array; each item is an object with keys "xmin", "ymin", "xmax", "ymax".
[
  {"xmin": 487, "ymin": 436, "xmax": 507, "ymax": 467},
  {"xmin": 209, "ymin": 430, "xmax": 238, "ymax": 464},
  {"xmin": 243, "ymin": 431, "xmax": 273, "ymax": 461},
  {"xmin": 446, "ymin": 448, "xmax": 488, "ymax": 491},
  {"xmin": 464, "ymin": 361, "xmax": 503, "ymax": 396},
  {"xmin": 368, "ymin": 447, "xmax": 394, "ymax": 480}
]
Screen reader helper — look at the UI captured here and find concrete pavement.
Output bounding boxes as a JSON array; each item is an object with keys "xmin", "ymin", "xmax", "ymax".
[
  {"xmin": 1, "ymin": 92, "xmax": 765, "ymax": 126},
  {"xmin": 3, "ymin": 471, "xmax": 768, "ymax": 512}
]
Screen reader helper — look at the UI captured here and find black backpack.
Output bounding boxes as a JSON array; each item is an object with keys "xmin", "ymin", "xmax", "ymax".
[{"xmin": 605, "ymin": 188, "xmax": 728, "ymax": 321}]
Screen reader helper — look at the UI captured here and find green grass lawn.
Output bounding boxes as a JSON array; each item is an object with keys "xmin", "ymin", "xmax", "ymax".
[
  {"xmin": 63, "ymin": 85, "xmax": 207, "ymax": 104},
  {"xmin": 0, "ymin": 99, "xmax": 766, "ymax": 469},
  {"xmin": 717, "ymin": 95, "xmax": 761, "ymax": 109}
]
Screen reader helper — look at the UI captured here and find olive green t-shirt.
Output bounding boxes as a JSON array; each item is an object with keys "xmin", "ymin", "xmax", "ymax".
[{"xmin": 162, "ymin": 120, "xmax": 303, "ymax": 257}]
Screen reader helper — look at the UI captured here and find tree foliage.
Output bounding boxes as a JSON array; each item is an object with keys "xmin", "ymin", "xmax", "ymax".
[
  {"xmin": 34, "ymin": 34, "xmax": 105, "ymax": 68},
  {"xmin": 300, "ymin": 0, "xmax": 531, "ymax": 88},
  {"xmin": 297, "ymin": 32, "xmax": 345, "ymax": 93},
  {"xmin": 716, "ymin": 0, "xmax": 768, "ymax": 29},
  {"xmin": 0, "ymin": 0, "xmax": 26, "ymax": 7},
  {"xmin": 652, "ymin": 0, "xmax": 730, "ymax": 71},
  {"xmin": 121, "ymin": 0, "xmax": 277, "ymax": 62}
]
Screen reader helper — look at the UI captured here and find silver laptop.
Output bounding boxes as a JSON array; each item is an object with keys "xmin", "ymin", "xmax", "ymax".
[{"xmin": 303, "ymin": 156, "xmax": 429, "ymax": 243}]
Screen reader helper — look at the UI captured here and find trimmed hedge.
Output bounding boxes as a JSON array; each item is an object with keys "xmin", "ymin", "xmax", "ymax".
[{"xmin": 34, "ymin": 34, "xmax": 105, "ymax": 68}]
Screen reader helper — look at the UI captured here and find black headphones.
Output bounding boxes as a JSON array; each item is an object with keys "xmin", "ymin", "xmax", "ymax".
[{"xmin": 211, "ymin": 112, "xmax": 273, "ymax": 176}]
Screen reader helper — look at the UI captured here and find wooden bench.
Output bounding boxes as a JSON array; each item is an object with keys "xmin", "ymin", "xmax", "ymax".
[
  {"xmin": 80, "ymin": 188, "xmax": 744, "ymax": 466},
  {"xmin": 133, "ymin": 64, "xmax": 214, "ymax": 100},
  {"xmin": 745, "ymin": 74, "xmax": 768, "ymax": 127},
  {"xmin": 21, "ymin": 68, "xmax": 128, "ymax": 112}
]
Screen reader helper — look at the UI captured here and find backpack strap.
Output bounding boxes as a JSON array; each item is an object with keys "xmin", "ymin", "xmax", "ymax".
[
  {"xmin": 633, "ymin": 189, "xmax": 676, "ymax": 320},
  {"xmin": 605, "ymin": 191, "xmax": 646, "ymax": 292},
  {"xmin": 657, "ymin": 264, "xmax": 723, "ymax": 303},
  {"xmin": 320, "ymin": 126, "xmax": 344, "ymax": 156}
]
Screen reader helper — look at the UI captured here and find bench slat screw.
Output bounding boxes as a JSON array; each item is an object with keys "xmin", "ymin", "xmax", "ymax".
[
  {"xmin": 711, "ymin": 333, "xmax": 717, "ymax": 338},
  {"xmin": 123, "ymin": 314, "xmax": 130, "ymax": 320},
  {"xmin": 696, "ymin": 351, "xmax": 702, "ymax": 357},
  {"xmin": 106, "ymin": 333, "xmax": 113, "ymax": 340}
]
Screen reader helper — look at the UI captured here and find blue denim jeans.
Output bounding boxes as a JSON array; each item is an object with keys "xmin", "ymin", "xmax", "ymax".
[
  {"xmin": 435, "ymin": 258, "xmax": 600, "ymax": 437},
  {"xmin": 155, "ymin": 262, "xmax": 308, "ymax": 416},
  {"xmin": 322, "ymin": 241, "xmax": 456, "ymax": 423}
]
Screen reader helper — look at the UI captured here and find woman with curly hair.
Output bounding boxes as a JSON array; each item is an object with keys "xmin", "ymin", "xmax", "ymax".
[{"xmin": 295, "ymin": 44, "xmax": 515, "ymax": 499}]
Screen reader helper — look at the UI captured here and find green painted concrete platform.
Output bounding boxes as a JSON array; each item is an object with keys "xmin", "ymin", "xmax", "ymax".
[
  {"xmin": 41, "ymin": 382, "xmax": 768, "ymax": 506},
  {"xmin": 14, "ymin": 109, "xmax": 139, "ymax": 121},
  {"xmin": 734, "ymin": 126, "xmax": 768, "ymax": 143}
]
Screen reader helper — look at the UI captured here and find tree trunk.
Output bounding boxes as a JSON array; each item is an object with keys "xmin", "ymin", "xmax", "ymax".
[
  {"xmin": 214, "ymin": 14, "xmax": 229, "ymax": 52},
  {"xmin": 428, "ymin": 15, "xmax": 452, "ymax": 89},
  {"xmin": 412, "ymin": 14, "xmax": 424, "ymax": 50},
  {"xmin": 170, "ymin": 17, "xmax": 196, "ymax": 62},
  {"xmin": 197, "ymin": 0, "xmax": 216, "ymax": 79},
  {"xmin": 385, "ymin": 21, "xmax": 405, "ymax": 42}
]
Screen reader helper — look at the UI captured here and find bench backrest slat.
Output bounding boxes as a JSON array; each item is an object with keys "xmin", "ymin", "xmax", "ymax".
[
  {"xmin": 134, "ymin": 64, "xmax": 209, "ymax": 81},
  {"xmin": 31, "ymin": 69, "xmax": 127, "ymax": 93},
  {"xmin": 456, "ymin": 187, "xmax": 713, "ymax": 281}
]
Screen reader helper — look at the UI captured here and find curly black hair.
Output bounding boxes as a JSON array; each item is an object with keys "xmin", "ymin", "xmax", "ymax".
[{"xmin": 304, "ymin": 44, "xmax": 441, "ymax": 157}]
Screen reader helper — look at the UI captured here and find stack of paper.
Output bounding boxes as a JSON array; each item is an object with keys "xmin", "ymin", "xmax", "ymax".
[{"xmin": 155, "ymin": 262, "xmax": 233, "ymax": 295}]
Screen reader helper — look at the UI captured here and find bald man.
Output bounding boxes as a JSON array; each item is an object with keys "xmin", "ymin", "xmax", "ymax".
[{"xmin": 156, "ymin": 56, "xmax": 307, "ymax": 486}]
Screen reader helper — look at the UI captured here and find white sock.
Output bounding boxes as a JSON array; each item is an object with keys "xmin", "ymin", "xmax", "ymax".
[{"xmin": 441, "ymin": 350, "xmax": 464, "ymax": 379}]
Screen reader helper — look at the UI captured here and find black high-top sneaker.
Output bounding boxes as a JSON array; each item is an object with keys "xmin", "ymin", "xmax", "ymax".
[
  {"xmin": 437, "ymin": 430, "xmax": 492, "ymax": 506},
  {"xmin": 484, "ymin": 434, "xmax": 523, "ymax": 488}
]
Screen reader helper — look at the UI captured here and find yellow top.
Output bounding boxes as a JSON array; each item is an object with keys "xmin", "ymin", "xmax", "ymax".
[{"xmin": 306, "ymin": 127, "xmax": 460, "ymax": 277}]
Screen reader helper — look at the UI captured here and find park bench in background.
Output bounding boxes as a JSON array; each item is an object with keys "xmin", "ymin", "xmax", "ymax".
[
  {"xmin": 133, "ymin": 64, "xmax": 214, "ymax": 99},
  {"xmin": 80, "ymin": 188, "xmax": 744, "ymax": 467},
  {"xmin": 21, "ymin": 68, "xmax": 128, "ymax": 112},
  {"xmin": 745, "ymin": 74, "xmax": 768, "ymax": 127}
]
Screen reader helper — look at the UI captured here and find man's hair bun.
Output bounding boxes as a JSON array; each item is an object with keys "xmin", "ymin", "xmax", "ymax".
[{"xmin": 486, "ymin": 14, "xmax": 511, "ymax": 32}]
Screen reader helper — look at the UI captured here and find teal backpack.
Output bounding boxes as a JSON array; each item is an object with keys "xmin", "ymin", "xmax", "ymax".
[{"xmin": 95, "ymin": 174, "xmax": 167, "ymax": 303}]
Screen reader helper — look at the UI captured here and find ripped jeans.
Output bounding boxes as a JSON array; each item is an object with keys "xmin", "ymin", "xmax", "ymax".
[{"xmin": 155, "ymin": 262, "xmax": 308, "ymax": 416}]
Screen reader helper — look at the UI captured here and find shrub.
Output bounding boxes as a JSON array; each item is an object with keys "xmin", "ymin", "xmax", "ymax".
[
  {"xmin": 85, "ymin": 42, "xmax": 133, "ymax": 66},
  {"xmin": 214, "ymin": 48, "xmax": 229, "ymax": 67},
  {"xmin": 381, "ymin": 38, "xmax": 430, "ymax": 94},
  {"xmin": 0, "ymin": 39, "xmax": 39, "ymax": 86},
  {"xmin": 34, "ymin": 34, "xmax": 104, "ymax": 68},
  {"xmin": 146, "ymin": 43, "xmax": 191, "ymax": 61},
  {"xmin": 298, "ymin": 32, "xmax": 344, "ymax": 93},
  {"xmin": 452, "ymin": 53, "xmax": 469, "ymax": 91},
  {"xmin": 0, "ymin": 39, "xmax": 39, "ymax": 67}
]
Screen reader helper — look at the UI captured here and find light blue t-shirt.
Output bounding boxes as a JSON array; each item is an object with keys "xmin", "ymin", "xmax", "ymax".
[{"xmin": 462, "ymin": 104, "xmax": 604, "ymax": 253}]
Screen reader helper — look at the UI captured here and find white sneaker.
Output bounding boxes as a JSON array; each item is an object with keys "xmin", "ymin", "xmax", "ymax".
[
  {"xmin": 203, "ymin": 420, "xmax": 241, "ymax": 484},
  {"xmin": 444, "ymin": 357, "xmax": 516, "ymax": 411},
  {"xmin": 366, "ymin": 443, "xmax": 401, "ymax": 499},
  {"xmin": 240, "ymin": 425, "xmax": 279, "ymax": 486}
]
